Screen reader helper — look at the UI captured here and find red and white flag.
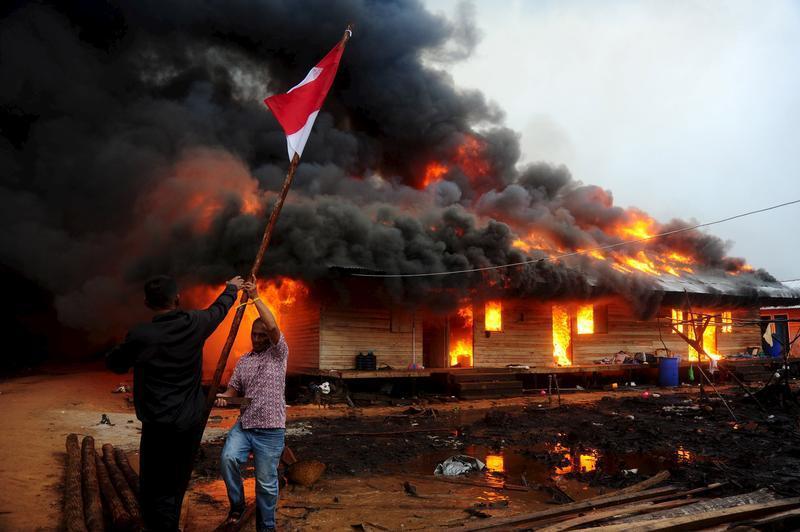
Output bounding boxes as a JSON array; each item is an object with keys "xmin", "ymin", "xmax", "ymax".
[{"xmin": 264, "ymin": 35, "xmax": 348, "ymax": 161}]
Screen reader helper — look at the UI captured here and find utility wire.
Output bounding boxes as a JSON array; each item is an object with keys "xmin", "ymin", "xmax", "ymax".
[{"xmin": 352, "ymin": 198, "xmax": 800, "ymax": 278}]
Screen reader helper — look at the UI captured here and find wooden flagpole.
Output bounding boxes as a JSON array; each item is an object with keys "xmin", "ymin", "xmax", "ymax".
[{"xmin": 202, "ymin": 24, "xmax": 354, "ymax": 426}]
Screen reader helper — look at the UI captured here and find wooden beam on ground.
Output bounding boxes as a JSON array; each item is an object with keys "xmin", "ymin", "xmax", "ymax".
[
  {"xmin": 101, "ymin": 444, "xmax": 141, "ymax": 524},
  {"xmin": 538, "ymin": 499, "xmax": 696, "ymax": 532},
  {"xmin": 80, "ymin": 436, "xmax": 103, "ymax": 532},
  {"xmin": 113, "ymin": 447, "xmax": 139, "ymax": 496},
  {"xmin": 460, "ymin": 486, "xmax": 680, "ymax": 530},
  {"xmin": 64, "ymin": 434, "xmax": 88, "ymax": 532},
  {"xmin": 736, "ymin": 507, "xmax": 800, "ymax": 528},
  {"xmin": 583, "ymin": 497, "xmax": 800, "ymax": 531},
  {"xmin": 95, "ymin": 453, "xmax": 135, "ymax": 531},
  {"xmin": 601, "ymin": 471, "xmax": 670, "ymax": 497}
]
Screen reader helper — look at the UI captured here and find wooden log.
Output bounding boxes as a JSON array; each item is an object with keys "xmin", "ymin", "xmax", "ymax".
[
  {"xmin": 584, "ymin": 497, "xmax": 800, "ymax": 531},
  {"xmin": 539, "ymin": 499, "xmax": 696, "ymax": 532},
  {"xmin": 461, "ymin": 486, "xmax": 680, "ymax": 531},
  {"xmin": 101, "ymin": 444, "xmax": 141, "ymax": 524},
  {"xmin": 605, "ymin": 471, "xmax": 670, "ymax": 497},
  {"xmin": 80, "ymin": 436, "xmax": 104, "ymax": 532},
  {"xmin": 64, "ymin": 434, "xmax": 88, "ymax": 532},
  {"xmin": 736, "ymin": 506, "xmax": 800, "ymax": 528},
  {"xmin": 113, "ymin": 447, "xmax": 139, "ymax": 496},
  {"xmin": 95, "ymin": 453, "xmax": 135, "ymax": 531}
]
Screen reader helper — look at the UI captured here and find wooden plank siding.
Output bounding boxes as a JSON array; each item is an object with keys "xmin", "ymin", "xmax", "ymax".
[
  {"xmin": 473, "ymin": 301, "xmax": 553, "ymax": 367},
  {"xmin": 319, "ymin": 305, "xmax": 424, "ymax": 370},
  {"xmin": 282, "ymin": 297, "xmax": 320, "ymax": 373},
  {"xmin": 471, "ymin": 299, "xmax": 763, "ymax": 368}
]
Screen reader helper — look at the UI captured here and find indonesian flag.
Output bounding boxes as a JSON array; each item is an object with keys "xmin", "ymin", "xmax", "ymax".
[{"xmin": 264, "ymin": 39, "xmax": 347, "ymax": 161}]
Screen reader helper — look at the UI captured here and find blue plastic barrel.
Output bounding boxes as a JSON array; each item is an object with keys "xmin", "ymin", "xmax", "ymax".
[{"xmin": 658, "ymin": 357, "xmax": 679, "ymax": 387}]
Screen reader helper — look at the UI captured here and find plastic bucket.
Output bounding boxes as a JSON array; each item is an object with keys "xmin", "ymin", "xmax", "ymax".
[{"xmin": 658, "ymin": 357, "xmax": 679, "ymax": 387}]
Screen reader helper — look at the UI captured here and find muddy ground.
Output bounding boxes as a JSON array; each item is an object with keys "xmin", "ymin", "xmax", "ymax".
[
  {"xmin": 3, "ymin": 367, "xmax": 799, "ymax": 531},
  {"xmin": 191, "ymin": 381, "xmax": 800, "ymax": 530}
]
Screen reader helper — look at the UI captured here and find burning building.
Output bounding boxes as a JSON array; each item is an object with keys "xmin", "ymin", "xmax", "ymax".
[{"xmin": 2, "ymin": 1, "xmax": 799, "ymax": 376}]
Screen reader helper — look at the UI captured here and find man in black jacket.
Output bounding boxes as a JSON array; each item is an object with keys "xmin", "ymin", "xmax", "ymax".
[{"xmin": 107, "ymin": 274, "xmax": 244, "ymax": 531}]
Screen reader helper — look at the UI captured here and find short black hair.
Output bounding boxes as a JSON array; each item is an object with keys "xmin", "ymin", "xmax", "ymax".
[{"xmin": 144, "ymin": 275, "xmax": 178, "ymax": 310}]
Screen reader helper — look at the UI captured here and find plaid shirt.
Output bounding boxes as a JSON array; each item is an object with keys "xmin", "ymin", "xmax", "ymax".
[{"xmin": 228, "ymin": 334, "xmax": 288, "ymax": 429}]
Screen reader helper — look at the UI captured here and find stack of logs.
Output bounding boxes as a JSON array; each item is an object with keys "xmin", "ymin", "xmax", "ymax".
[{"xmin": 64, "ymin": 434, "xmax": 141, "ymax": 532}]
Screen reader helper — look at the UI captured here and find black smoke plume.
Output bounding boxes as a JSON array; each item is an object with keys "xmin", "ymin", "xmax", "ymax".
[{"xmin": 0, "ymin": 0, "xmax": 791, "ymax": 360}]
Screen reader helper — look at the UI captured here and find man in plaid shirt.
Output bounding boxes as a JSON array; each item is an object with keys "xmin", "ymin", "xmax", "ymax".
[{"xmin": 215, "ymin": 277, "xmax": 288, "ymax": 532}]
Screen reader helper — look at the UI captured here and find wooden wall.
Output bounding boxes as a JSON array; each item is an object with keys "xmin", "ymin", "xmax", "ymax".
[
  {"xmin": 471, "ymin": 298, "xmax": 763, "ymax": 367},
  {"xmin": 319, "ymin": 304, "xmax": 424, "ymax": 370},
  {"xmin": 472, "ymin": 301, "xmax": 553, "ymax": 367},
  {"xmin": 282, "ymin": 297, "xmax": 320, "ymax": 373}
]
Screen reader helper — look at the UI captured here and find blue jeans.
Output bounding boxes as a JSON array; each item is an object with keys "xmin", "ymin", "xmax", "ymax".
[{"xmin": 221, "ymin": 421, "xmax": 285, "ymax": 530}]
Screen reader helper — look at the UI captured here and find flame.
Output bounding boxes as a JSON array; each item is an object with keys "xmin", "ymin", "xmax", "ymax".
[
  {"xmin": 620, "ymin": 251, "xmax": 660, "ymax": 275},
  {"xmin": 721, "ymin": 311, "xmax": 732, "ymax": 333},
  {"xmin": 485, "ymin": 301, "xmax": 502, "ymax": 332},
  {"xmin": 512, "ymin": 232, "xmax": 554, "ymax": 253},
  {"xmin": 457, "ymin": 305, "xmax": 474, "ymax": 326},
  {"xmin": 454, "ymin": 135, "xmax": 490, "ymax": 178},
  {"xmin": 686, "ymin": 315, "xmax": 720, "ymax": 361},
  {"xmin": 552, "ymin": 305, "xmax": 572, "ymax": 366},
  {"xmin": 182, "ymin": 277, "xmax": 308, "ymax": 381},
  {"xmin": 579, "ymin": 452, "xmax": 598, "ymax": 473},
  {"xmin": 450, "ymin": 304, "xmax": 474, "ymax": 367},
  {"xmin": 422, "ymin": 161, "xmax": 448, "ymax": 187},
  {"xmin": 616, "ymin": 212, "xmax": 656, "ymax": 240},
  {"xmin": 671, "ymin": 309, "xmax": 684, "ymax": 334},
  {"xmin": 676, "ymin": 446, "xmax": 695, "ymax": 464},
  {"xmin": 145, "ymin": 148, "xmax": 262, "ymax": 234},
  {"xmin": 485, "ymin": 454, "xmax": 505, "ymax": 473},
  {"xmin": 577, "ymin": 304, "xmax": 594, "ymax": 335}
]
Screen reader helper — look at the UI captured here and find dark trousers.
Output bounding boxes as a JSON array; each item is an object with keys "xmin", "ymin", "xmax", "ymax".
[{"xmin": 139, "ymin": 421, "xmax": 204, "ymax": 531}]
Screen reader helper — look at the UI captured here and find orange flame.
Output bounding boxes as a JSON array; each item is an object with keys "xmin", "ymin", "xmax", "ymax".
[
  {"xmin": 615, "ymin": 212, "xmax": 656, "ymax": 240},
  {"xmin": 450, "ymin": 304, "xmax": 474, "ymax": 367},
  {"xmin": 686, "ymin": 316, "xmax": 720, "ymax": 361},
  {"xmin": 182, "ymin": 277, "xmax": 308, "ymax": 382},
  {"xmin": 454, "ymin": 135, "xmax": 490, "ymax": 178},
  {"xmin": 485, "ymin": 454, "xmax": 505, "ymax": 473},
  {"xmin": 552, "ymin": 305, "xmax": 572, "ymax": 366},
  {"xmin": 577, "ymin": 304, "xmax": 594, "ymax": 335},
  {"xmin": 145, "ymin": 148, "xmax": 262, "ymax": 234},
  {"xmin": 485, "ymin": 301, "xmax": 502, "ymax": 332},
  {"xmin": 422, "ymin": 161, "xmax": 448, "ymax": 187}
]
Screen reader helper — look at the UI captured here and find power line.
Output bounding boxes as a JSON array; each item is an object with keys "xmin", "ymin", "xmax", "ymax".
[
  {"xmin": 780, "ymin": 278, "xmax": 800, "ymax": 283},
  {"xmin": 352, "ymin": 198, "xmax": 800, "ymax": 278}
]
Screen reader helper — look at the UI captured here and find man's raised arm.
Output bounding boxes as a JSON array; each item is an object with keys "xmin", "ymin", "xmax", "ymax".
[
  {"xmin": 244, "ymin": 276, "xmax": 281, "ymax": 345},
  {"xmin": 200, "ymin": 276, "xmax": 245, "ymax": 336}
]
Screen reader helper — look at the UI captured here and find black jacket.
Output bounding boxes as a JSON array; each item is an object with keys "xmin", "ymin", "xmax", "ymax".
[{"xmin": 106, "ymin": 284, "xmax": 238, "ymax": 429}]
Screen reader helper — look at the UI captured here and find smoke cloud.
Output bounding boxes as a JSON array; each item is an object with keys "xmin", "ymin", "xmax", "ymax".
[{"xmin": 0, "ymin": 0, "xmax": 792, "ymax": 357}]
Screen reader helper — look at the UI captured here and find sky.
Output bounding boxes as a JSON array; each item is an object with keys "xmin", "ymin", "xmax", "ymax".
[{"xmin": 424, "ymin": 0, "xmax": 800, "ymax": 282}]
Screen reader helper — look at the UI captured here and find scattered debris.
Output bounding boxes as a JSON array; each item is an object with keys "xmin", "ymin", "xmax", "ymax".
[
  {"xmin": 98, "ymin": 413, "xmax": 114, "ymax": 426},
  {"xmin": 435, "ymin": 455, "xmax": 486, "ymax": 476}
]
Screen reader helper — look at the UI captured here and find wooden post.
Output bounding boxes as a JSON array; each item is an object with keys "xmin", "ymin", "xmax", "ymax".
[
  {"xmin": 102, "ymin": 444, "xmax": 141, "ymax": 523},
  {"xmin": 80, "ymin": 436, "xmax": 104, "ymax": 532},
  {"xmin": 95, "ymin": 453, "xmax": 135, "ymax": 531},
  {"xmin": 202, "ymin": 23, "xmax": 354, "ymax": 426},
  {"xmin": 64, "ymin": 434, "xmax": 88, "ymax": 532},
  {"xmin": 114, "ymin": 447, "xmax": 139, "ymax": 496}
]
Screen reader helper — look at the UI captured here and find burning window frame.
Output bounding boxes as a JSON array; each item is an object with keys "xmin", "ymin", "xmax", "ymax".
[
  {"xmin": 484, "ymin": 301, "xmax": 503, "ymax": 333},
  {"xmin": 720, "ymin": 311, "xmax": 733, "ymax": 333}
]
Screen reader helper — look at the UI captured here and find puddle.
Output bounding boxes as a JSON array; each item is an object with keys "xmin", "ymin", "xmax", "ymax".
[{"xmin": 399, "ymin": 440, "xmax": 700, "ymax": 501}]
